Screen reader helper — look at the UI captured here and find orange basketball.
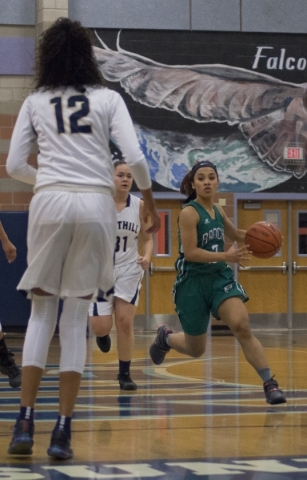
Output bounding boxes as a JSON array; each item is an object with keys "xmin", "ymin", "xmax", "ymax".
[{"xmin": 245, "ymin": 221, "xmax": 282, "ymax": 259}]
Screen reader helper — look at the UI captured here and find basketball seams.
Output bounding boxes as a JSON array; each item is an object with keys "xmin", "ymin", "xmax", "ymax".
[
  {"xmin": 245, "ymin": 221, "xmax": 282, "ymax": 259},
  {"xmin": 257, "ymin": 222, "xmax": 282, "ymax": 246},
  {"xmin": 245, "ymin": 233, "xmax": 277, "ymax": 249}
]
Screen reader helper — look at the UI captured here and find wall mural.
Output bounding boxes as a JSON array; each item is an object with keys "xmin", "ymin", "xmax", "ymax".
[{"xmin": 92, "ymin": 30, "xmax": 307, "ymax": 193}]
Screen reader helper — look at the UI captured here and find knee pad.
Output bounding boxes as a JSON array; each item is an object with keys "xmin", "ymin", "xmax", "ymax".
[
  {"xmin": 22, "ymin": 294, "xmax": 59, "ymax": 369},
  {"xmin": 59, "ymin": 297, "xmax": 91, "ymax": 374}
]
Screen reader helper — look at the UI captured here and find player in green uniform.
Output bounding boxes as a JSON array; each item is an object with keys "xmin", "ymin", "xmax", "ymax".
[{"xmin": 150, "ymin": 161, "xmax": 286, "ymax": 405}]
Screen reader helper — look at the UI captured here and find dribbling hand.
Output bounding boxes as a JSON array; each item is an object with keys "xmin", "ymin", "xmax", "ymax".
[{"xmin": 225, "ymin": 242, "xmax": 252, "ymax": 267}]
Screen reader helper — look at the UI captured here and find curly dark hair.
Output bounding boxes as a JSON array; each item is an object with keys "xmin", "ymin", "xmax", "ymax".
[{"xmin": 34, "ymin": 17, "xmax": 106, "ymax": 90}]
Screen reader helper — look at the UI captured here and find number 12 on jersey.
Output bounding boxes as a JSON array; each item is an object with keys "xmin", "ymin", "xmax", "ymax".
[{"xmin": 50, "ymin": 95, "xmax": 92, "ymax": 134}]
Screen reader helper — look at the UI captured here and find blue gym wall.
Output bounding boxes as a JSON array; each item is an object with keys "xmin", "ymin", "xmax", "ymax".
[{"xmin": 0, "ymin": 212, "xmax": 30, "ymax": 328}]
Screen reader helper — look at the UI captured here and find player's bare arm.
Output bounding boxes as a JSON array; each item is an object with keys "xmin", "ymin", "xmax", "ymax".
[
  {"xmin": 180, "ymin": 206, "xmax": 250, "ymax": 264},
  {"xmin": 137, "ymin": 200, "xmax": 154, "ymax": 270},
  {"xmin": 0, "ymin": 221, "xmax": 17, "ymax": 263},
  {"xmin": 139, "ymin": 188, "xmax": 160, "ymax": 234}
]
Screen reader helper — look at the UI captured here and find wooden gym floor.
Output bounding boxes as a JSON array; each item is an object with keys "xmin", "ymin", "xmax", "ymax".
[{"xmin": 1, "ymin": 328, "xmax": 307, "ymax": 479}]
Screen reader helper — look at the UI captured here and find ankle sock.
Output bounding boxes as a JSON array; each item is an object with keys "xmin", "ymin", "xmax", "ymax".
[
  {"xmin": 18, "ymin": 406, "xmax": 34, "ymax": 423},
  {"xmin": 257, "ymin": 368, "xmax": 272, "ymax": 383},
  {"xmin": 54, "ymin": 415, "xmax": 71, "ymax": 440},
  {"xmin": 119, "ymin": 360, "xmax": 131, "ymax": 376}
]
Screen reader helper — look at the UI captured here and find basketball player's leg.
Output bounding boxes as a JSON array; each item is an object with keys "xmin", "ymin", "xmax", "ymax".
[
  {"xmin": 167, "ymin": 331, "xmax": 207, "ymax": 357},
  {"xmin": 114, "ymin": 297, "xmax": 137, "ymax": 390},
  {"xmin": 217, "ymin": 297, "xmax": 269, "ymax": 371},
  {"xmin": 58, "ymin": 293, "xmax": 92, "ymax": 416},
  {"xmin": 55, "ymin": 196, "xmax": 116, "ymax": 419},
  {"xmin": 211, "ymin": 270, "xmax": 270, "ymax": 372},
  {"xmin": 0, "ymin": 320, "xmax": 21, "ymax": 388},
  {"xmin": 20, "ymin": 288, "xmax": 57, "ymax": 405},
  {"xmin": 90, "ymin": 313, "xmax": 113, "ymax": 338},
  {"xmin": 89, "ymin": 298, "xmax": 113, "ymax": 353},
  {"xmin": 9, "ymin": 290, "xmax": 100, "ymax": 457},
  {"xmin": 150, "ymin": 328, "xmax": 207, "ymax": 365},
  {"xmin": 8, "ymin": 288, "xmax": 59, "ymax": 455},
  {"xmin": 150, "ymin": 275, "xmax": 209, "ymax": 365},
  {"xmin": 112, "ymin": 265, "xmax": 144, "ymax": 389},
  {"xmin": 114, "ymin": 296, "xmax": 136, "ymax": 361},
  {"xmin": 217, "ymin": 296, "xmax": 286, "ymax": 404}
]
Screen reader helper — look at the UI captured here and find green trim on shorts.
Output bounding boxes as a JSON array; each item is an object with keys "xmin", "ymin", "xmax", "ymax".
[{"xmin": 173, "ymin": 266, "xmax": 249, "ymax": 336}]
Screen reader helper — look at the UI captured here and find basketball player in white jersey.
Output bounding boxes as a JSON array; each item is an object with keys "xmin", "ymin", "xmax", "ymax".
[
  {"xmin": 89, "ymin": 160, "xmax": 153, "ymax": 390},
  {"xmin": 6, "ymin": 18, "xmax": 160, "ymax": 460},
  {"xmin": 0, "ymin": 221, "xmax": 21, "ymax": 388}
]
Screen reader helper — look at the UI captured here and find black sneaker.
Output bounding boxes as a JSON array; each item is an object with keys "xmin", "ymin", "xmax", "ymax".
[
  {"xmin": 47, "ymin": 430, "xmax": 73, "ymax": 460},
  {"xmin": 117, "ymin": 373, "xmax": 137, "ymax": 391},
  {"xmin": 264, "ymin": 377, "xmax": 287, "ymax": 405},
  {"xmin": 0, "ymin": 349, "xmax": 21, "ymax": 388},
  {"xmin": 7, "ymin": 418, "xmax": 34, "ymax": 455},
  {"xmin": 96, "ymin": 335, "xmax": 111, "ymax": 353},
  {"xmin": 149, "ymin": 325, "xmax": 172, "ymax": 365}
]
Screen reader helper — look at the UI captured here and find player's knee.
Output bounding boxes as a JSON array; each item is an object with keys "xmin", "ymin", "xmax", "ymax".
[
  {"xmin": 231, "ymin": 318, "xmax": 251, "ymax": 339},
  {"xmin": 189, "ymin": 345, "xmax": 206, "ymax": 358},
  {"xmin": 90, "ymin": 315, "xmax": 112, "ymax": 336},
  {"xmin": 116, "ymin": 316, "xmax": 133, "ymax": 335}
]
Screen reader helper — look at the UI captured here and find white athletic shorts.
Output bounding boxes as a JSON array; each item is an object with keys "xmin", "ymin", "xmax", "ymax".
[
  {"xmin": 18, "ymin": 189, "xmax": 116, "ymax": 299},
  {"xmin": 89, "ymin": 261, "xmax": 144, "ymax": 316}
]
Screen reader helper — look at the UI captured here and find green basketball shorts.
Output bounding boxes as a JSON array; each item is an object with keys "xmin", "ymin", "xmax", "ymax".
[{"xmin": 173, "ymin": 266, "xmax": 249, "ymax": 336}]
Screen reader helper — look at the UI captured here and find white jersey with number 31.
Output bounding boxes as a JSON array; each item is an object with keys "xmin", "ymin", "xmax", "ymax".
[{"xmin": 115, "ymin": 194, "xmax": 141, "ymax": 267}]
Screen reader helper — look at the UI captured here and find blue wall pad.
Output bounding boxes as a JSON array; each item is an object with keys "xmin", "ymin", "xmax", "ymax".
[{"xmin": 0, "ymin": 212, "xmax": 30, "ymax": 328}]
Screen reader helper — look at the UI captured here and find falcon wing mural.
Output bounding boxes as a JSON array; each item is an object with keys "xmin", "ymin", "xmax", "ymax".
[{"xmin": 94, "ymin": 32, "xmax": 307, "ymax": 189}]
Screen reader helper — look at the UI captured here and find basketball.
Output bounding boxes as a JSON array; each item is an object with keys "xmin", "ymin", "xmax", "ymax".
[{"xmin": 245, "ymin": 221, "xmax": 282, "ymax": 259}]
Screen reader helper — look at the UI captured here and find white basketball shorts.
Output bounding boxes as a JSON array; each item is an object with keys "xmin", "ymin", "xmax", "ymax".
[
  {"xmin": 89, "ymin": 261, "xmax": 144, "ymax": 316},
  {"xmin": 18, "ymin": 189, "xmax": 116, "ymax": 299}
]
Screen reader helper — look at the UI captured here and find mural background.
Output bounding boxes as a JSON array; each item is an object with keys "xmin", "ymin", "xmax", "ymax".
[{"xmin": 93, "ymin": 29, "xmax": 307, "ymax": 194}]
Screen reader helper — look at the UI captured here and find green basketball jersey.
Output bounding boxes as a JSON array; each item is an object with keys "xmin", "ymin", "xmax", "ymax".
[{"xmin": 175, "ymin": 201, "xmax": 226, "ymax": 282}]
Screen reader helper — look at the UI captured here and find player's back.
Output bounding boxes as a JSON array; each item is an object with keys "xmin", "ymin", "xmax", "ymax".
[{"xmin": 28, "ymin": 86, "xmax": 118, "ymax": 191}]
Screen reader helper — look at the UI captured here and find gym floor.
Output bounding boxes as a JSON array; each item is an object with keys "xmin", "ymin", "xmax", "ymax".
[{"xmin": 1, "ymin": 329, "xmax": 307, "ymax": 479}]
